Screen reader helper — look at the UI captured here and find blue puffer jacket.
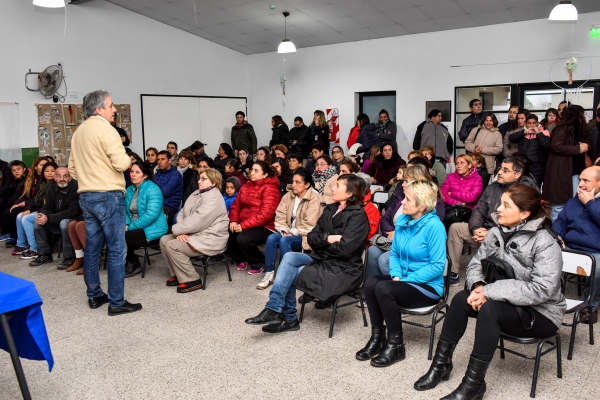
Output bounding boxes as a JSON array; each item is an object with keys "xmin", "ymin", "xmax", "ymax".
[
  {"xmin": 554, "ymin": 196, "xmax": 600, "ymax": 253},
  {"xmin": 154, "ymin": 166, "xmax": 183, "ymax": 211},
  {"xmin": 125, "ymin": 180, "xmax": 168, "ymax": 241},
  {"xmin": 389, "ymin": 210, "xmax": 447, "ymax": 296}
]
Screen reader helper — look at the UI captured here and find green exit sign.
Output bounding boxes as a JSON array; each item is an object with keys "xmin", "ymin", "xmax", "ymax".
[{"xmin": 592, "ymin": 26, "xmax": 600, "ymax": 39}]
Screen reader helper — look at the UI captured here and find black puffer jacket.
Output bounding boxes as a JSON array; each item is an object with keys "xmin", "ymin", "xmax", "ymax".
[
  {"xmin": 296, "ymin": 203, "xmax": 369, "ymax": 302},
  {"xmin": 356, "ymin": 123, "xmax": 378, "ymax": 155},
  {"xmin": 509, "ymin": 129, "xmax": 551, "ymax": 183},
  {"xmin": 271, "ymin": 123, "xmax": 290, "ymax": 148},
  {"xmin": 289, "ymin": 124, "xmax": 311, "ymax": 157}
]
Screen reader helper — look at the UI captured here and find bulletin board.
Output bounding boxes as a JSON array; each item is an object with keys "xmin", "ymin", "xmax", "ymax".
[{"xmin": 36, "ymin": 103, "xmax": 132, "ymax": 166}]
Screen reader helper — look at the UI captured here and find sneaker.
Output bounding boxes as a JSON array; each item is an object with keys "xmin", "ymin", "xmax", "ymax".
[
  {"xmin": 20, "ymin": 250, "xmax": 38, "ymax": 260},
  {"xmin": 177, "ymin": 279, "xmax": 203, "ymax": 293},
  {"xmin": 29, "ymin": 254, "xmax": 53, "ymax": 267},
  {"xmin": 0, "ymin": 234, "xmax": 12, "ymax": 242},
  {"xmin": 236, "ymin": 262, "xmax": 248, "ymax": 271},
  {"xmin": 450, "ymin": 272, "xmax": 460, "ymax": 287},
  {"xmin": 257, "ymin": 271, "xmax": 275, "ymax": 290},
  {"xmin": 248, "ymin": 266, "xmax": 265, "ymax": 275},
  {"xmin": 166, "ymin": 276, "xmax": 179, "ymax": 287},
  {"xmin": 57, "ymin": 258, "xmax": 76, "ymax": 270},
  {"xmin": 11, "ymin": 246, "xmax": 29, "ymax": 255},
  {"xmin": 5, "ymin": 238, "xmax": 17, "ymax": 248}
]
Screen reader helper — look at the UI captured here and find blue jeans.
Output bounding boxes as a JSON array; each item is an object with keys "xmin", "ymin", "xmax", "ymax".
[
  {"xmin": 265, "ymin": 252, "xmax": 312, "ymax": 321},
  {"xmin": 551, "ymin": 175, "xmax": 580, "ymax": 222},
  {"xmin": 80, "ymin": 191, "xmax": 127, "ymax": 307},
  {"xmin": 365, "ymin": 246, "xmax": 391, "ymax": 277},
  {"xmin": 264, "ymin": 233, "xmax": 303, "ymax": 273},
  {"xmin": 16, "ymin": 212, "xmax": 37, "ymax": 251},
  {"xmin": 586, "ymin": 253, "xmax": 600, "ymax": 309}
]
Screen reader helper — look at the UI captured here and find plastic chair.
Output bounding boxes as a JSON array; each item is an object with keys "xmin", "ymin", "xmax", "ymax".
[
  {"xmin": 372, "ymin": 191, "xmax": 389, "ymax": 210},
  {"xmin": 560, "ymin": 249, "xmax": 595, "ymax": 360},
  {"xmin": 397, "ymin": 257, "xmax": 451, "ymax": 360},
  {"xmin": 190, "ymin": 250, "xmax": 232, "ymax": 290},
  {"xmin": 370, "ymin": 184, "xmax": 384, "ymax": 194},
  {"xmin": 299, "ymin": 250, "xmax": 368, "ymax": 338}
]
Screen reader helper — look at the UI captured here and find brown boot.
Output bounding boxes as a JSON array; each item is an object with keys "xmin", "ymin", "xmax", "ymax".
[
  {"xmin": 76, "ymin": 267, "xmax": 84, "ymax": 275},
  {"xmin": 66, "ymin": 258, "xmax": 83, "ymax": 272}
]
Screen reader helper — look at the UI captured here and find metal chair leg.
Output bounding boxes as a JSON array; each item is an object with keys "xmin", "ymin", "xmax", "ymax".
[
  {"xmin": 299, "ymin": 300, "xmax": 305, "ymax": 323},
  {"xmin": 428, "ymin": 309, "xmax": 441, "ymax": 361},
  {"xmin": 329, "ymin": 297, "xmax": 341, "ymax": 338},
  {"xmin": 556, "ymin": 334, "xmax": 562, "ymax": 378},
  {"xmin": 589, "ymin": 306, "xmax": 595, "ymax": 345},
  {"xmin": 224, "ymin": 254, "xmax": 232, "ymax": 282},
  {"xmin": 358, "ymin": 292, "xmax": 368, "ymax": 327},
  {"xmin": 530, "ymin": 339, "xmax": 545, "ymax": 398},
  {"xmin": 568, "ymin": 312, "xmax": 579, "ymax": 360},
  {"xmin": 141, "ymin": 248, "xmax": 149, "ymax": 278},
  {"xmin": 202, "ymin": 257, "xmax": 209, "ymax": 290},
  {"xmin": 499, "ymin": 338, "xmax": 505, "ymax": 359}
]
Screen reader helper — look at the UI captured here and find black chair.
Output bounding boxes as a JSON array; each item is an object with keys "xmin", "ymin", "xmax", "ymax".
[
  {"xmin": 190, "ymin": 250, "xmax": 232, "ymax": 290},
  {"xmin": 497, "ymin": 332, "xmax": 562, "ymax": 398},
  {"xmin": 397, "ymin": 256, "xmax": 451, "ymax": 360},
  {"xmin": 560, "ymin": 249, "xmax": 596, "ymax": 360},
  {"xmin": 135, "ymin": 239, "xmax": 162, "ymax": 278},
  {"xmin": 298, "ymin": 250, "xmax": 368, "ymax": 338}
]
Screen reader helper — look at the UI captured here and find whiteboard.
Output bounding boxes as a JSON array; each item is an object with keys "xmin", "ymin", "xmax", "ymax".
[
  {"xmin": 141, "ymin": 95, "xmax": 247, "ymax": 160},
  {"xmin": 0, "ymin": 103, "xmax": 22, "ymax": 162}
]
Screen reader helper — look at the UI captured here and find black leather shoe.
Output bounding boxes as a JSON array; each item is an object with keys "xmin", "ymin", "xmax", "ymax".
[
  {"xmin": 88, "ymin": 294, "xmax": 109, "ymax": 309},
  {"xmin": 298, "ymin": 294, "xmax": 313, "ymax": 304},
  {"xmin": 245, "ymin": 308, "xmax": 282, "ymax": 325},
  {"xmin": 441, "ymin": 356, "xmax": 489, "ymax": 400},
  {"xmin": 108, "ymin": 300, "xmax": 143, "ymax": 316},
  {"xmin": 356, "ymin": 326, "xmax": 387, "ymax": 361},
  {"xmin": 370, "ymin": 332, "xmax": 406, "ymax": 367},
  {"xmin": 262, "ymin": 319, "xmax": 300, "ymax": 333},
  {"xmin": 124, "ymin": 262, "xmax": 142, "ymax": 278},
  {"xmin": 57, "ymin": 258, "xmax": 76, "ymax": 270},
  {"xmin": 414, "ymin": 339, "xmax": 456, "ymax": 391}
]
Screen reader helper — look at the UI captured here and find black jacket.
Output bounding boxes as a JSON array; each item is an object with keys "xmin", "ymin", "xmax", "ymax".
[
  {"xmin": 509, "ymin": 130, "xmax": 551, "ymax": 183},
  {"xmin": 289, "ymin": 124, "xmax": 311, "ymax": 157},
  {"xmin": 468, "ymin": 175, "xmax": 538, "ymax": 234},
  {"xmin": 38, "ymin": 180, "xmax": 82, "ymax": 225},
  {"xmin": 296, "ymin": 203, "xmax": 369, "ymax": 302},
  {"xmin": 310, "ymin": 123, "xmax": 330, "ymax": 150},
  {"xmin": 182, "ymin": 171, "xmax": 198, "ymax": 206},
  {"xmin": 115, "ymin": 125, "xmax": 130, "ymax": 147},
  {"xmin": 6, "ymin": 170, "xmax": 29, "ymax": 206},
  {"xmin": 181, "ymin": 168, "xmax": 196, "ymax": 197},
  {"xmin": 0, "ymin": 159, "xmax": 15, "ymax": 200},
  {"xmin": 376, "ymin": 120, "xmax": 398, "ymax": 152},
  {"xmin": 356, "ymin": 123, "xmax": 378, "ymax": 155},
  {"xmin": 271, "ymin": 123, "xmax": 291, "ymax": 148},
  {"xmin": 458, "ymin": 113, "xmax": 484, "ymax": 142}
]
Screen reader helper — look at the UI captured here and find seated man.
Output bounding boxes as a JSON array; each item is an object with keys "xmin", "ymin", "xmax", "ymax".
[
  {"xmin": 554, "ymin": 166, "xmax": 600, "ymax": 324},
  {"xmin": 166, "ymin": 141, "xmax": 179, "ymax": 166},
  {"xmin": 30, "ymin": 167, "xmax": 81, "ymax": 268},
  {"xmin": 446, "ymin": 156, "xmax": 538, "ymax": 286},
  {"xmin": 154, "ymin": 150, "xmax": 183, "ymax": 225}
]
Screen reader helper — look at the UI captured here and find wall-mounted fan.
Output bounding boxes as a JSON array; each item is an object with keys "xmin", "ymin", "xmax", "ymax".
[{"xmin": 25, "ymin": 65, "xmax": 67, "ymax": 103}]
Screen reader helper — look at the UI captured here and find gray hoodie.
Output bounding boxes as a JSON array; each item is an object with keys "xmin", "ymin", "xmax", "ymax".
[{"xmin": 466, "ymin": 215, "xmax": 566, "ymax": 328}]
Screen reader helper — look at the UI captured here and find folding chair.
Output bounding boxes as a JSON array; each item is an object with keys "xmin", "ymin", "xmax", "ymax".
[
  {"xmin": 370, "ymin": 184, "xmax": 384, "ymax": 194},
  {"xmin": 299, "ymin": 250, "xmax": 368, "ymax": 338},
  {"xmin": 373, "ymin": 191, "xmax": 389, "ymax": 211},
  {"xmin": 398, "ymin": 257, "xmax": 451, "ymax": 360},
  {"xmin": 560, "ymin": 249, "xmax": 595, "ymax": 360},
  {"xmin": 190, "ymin": 249, "xmax": 232, "ymax": 290}
]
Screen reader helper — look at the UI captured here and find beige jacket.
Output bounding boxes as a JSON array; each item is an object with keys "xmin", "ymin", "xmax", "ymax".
[
  {"xmin": 464, "ymin": 126, "xmax": 502, "ymax": 174},
  {"xmin": 315, "ymin": 174, "xmax": 338, "ymax": 205},
  {"xmin": 172, "ymin": 187, "xmax": 229, "ymax": 256},
  {"xmin": 68, "ymin": 116, "xmax": 131, "ymax": 193},
  {"xmin": 274, "ymin": 188, "xmax": 324, "ymax": 250}
]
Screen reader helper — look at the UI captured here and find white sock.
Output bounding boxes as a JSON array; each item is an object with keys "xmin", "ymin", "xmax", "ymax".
[{"xmin": 75, "ymin": 249, "xmax": 84, "ymax": 258}]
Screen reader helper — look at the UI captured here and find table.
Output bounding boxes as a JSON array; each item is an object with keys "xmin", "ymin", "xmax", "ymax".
[{"xmin": 0, "ymin": 272, "xmax": 54, "ymax": 400}]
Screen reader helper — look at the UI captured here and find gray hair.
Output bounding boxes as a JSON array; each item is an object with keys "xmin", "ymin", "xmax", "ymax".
[
  {"xmin": 82, "ymin": 90, "xmax": 110, "ymax": 119},
  {"xmin": 355, "ymin": 172, "xmax": 371, "ymax": 191}
]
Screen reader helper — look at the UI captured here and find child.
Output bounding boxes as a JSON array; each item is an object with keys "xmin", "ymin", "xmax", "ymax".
[
  {"xmin": 225, "ymin": 159, "xmax": 247, "ymax": 185},
  {"xmin": 470, "ymin": 153, "xmax": 490, "ymax": 191},
  {"xmin": 223, "ymin": 177, "xmax": 241, "ymax": 212},
  {"xmin": 387, "ymin": 164, "xmax": 406, "ymax": 198}
]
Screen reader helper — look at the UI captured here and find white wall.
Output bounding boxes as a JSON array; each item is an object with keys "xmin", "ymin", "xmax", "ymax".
[
  {"xmin": 0, "ymin": 0, "xmax": 248, "ymax": 156},
  {"xmin": 247, "ymin": 12, "xmax": 600, "ymax": 158}
]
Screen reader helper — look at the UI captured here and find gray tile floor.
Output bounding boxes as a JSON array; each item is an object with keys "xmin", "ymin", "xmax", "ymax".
[{"xmin": 0, "ymin": 249, "xmax": 598, "ymax": 400}]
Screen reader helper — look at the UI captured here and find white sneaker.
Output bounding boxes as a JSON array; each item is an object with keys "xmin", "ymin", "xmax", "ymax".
[{"xmin": 257, "ymin": 271, "xmax": 275, "ymax": 290}]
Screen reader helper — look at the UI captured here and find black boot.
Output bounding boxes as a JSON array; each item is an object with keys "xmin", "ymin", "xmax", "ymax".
[
  {"xmin": 440, "ymin": 356, "xmax": 489, "ymax": 400},
  {"xmin": 370, "ymin": 331, "xmax": 405, "ymax": 367},
  {"xmin": 414, "ymin": 339, "xmax": 456, "ymax": 391},
  {"xmin": 356, "ymin": 326, "xmax": 387, "ymax": 361}
]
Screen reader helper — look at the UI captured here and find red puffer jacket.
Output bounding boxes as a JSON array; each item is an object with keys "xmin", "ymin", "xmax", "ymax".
[
  {"xmin": 229, "ymin": 176, "xmax": 281, "ymax": 230},
  {"xmin": 440, "ymin": 167, "xmax": 483, "ymax": 210},
  {"xmin": 363, "ymin": 191, "xmax": 380, "ymax": 244},
  {"xmin": 347, "ymin": 125, "xmax": 360, "ymax": 149}
]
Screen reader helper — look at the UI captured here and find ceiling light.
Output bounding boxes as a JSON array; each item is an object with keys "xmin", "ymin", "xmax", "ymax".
[
  {"xmin": 549, "ymin": 0, "xmax": 578, "ymax": 21},
  {"xmin": 33, "ymin": 0, "xmax": 65, "ymax": 7},
  {"xmin": 278, "ymin": 12, "xmax": 296, "ymax": 54}
]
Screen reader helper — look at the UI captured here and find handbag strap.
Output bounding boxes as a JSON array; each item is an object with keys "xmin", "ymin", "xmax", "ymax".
[{"xmin": 516, "ymin": 306, "xmax": 536, "ymax": 329}]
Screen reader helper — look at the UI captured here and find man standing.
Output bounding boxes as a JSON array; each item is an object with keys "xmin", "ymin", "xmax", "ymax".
[
  {"xmin": 458, "ymin": 99, "xmax": 484, "ymax": 142},
  {"xmin": 154, "ymin": 150, "xmax": 183, "ymax": 225},
  {"xmin": 376, "ymin": 109, "xmax": 397, "ymax": 152},
  {"xmin": 289, "ymin": 116, "xmax": 310, "ymax": 159},
  {"xmin": 68, "ymin": 90, "xmax": 140, "ymax": 316},
  {"xmin": 29, "ymin": 167, "xmax": 81, "ymax": 268},
  {"xmin": 167, "ymin": 141, "xmax": 179, "ymax": 166},
  {"xmin": 413, "ymin": 109, "xmax": 452, "ymax": 167},
  {"xmin": 231, "ymin": 111, "xmax": 257, "ymax": 157}
]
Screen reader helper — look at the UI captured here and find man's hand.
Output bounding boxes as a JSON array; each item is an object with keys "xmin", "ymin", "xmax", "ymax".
[
  {"xmin": 471, "ymin": 228, "xmax": 487, "ymax": 243},
  {"xmin": 176, "ymin": 234, "xmax": 190, "ymax": 243},
  {"xmin": 578, "ymin": 187, "xmax": 595, "ymax": 205},
  {"xmin": 36, "ymin": 213, "xmax": 48, "ymax": 226},
  {"xmin": 327, "ymin": 235, "xmax": 342, "ymax": 244}
]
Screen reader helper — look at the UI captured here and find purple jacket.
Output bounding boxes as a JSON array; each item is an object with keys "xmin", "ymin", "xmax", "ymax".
[
  {"xmin": 440, "ymin": 168, "xmax": 483, "ymax": 210},
  {"xmin": 380, "ymin": 185, "xmax": 445, "ymax": 234}
]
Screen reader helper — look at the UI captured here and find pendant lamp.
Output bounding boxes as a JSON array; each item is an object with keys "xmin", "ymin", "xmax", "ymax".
[
  {"xmin": 549, "ymin": 0, "xmax": 578, "ymax": 21},
  {"xmin": 33, "ymin": 0, "xmax": 65, "ymax": 7},
  {"xmin": 278, "ymin": 12, "xmax": 296, "ymax": 54}
]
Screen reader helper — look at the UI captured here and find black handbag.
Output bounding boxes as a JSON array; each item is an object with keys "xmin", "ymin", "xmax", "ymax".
[
  {"xmin": 443, "ymin": 205, "xmax": 472, "ymax": 230},
  {"xmin": 480, "ymin": 257, "xmax": 535, "ymax": 329}
]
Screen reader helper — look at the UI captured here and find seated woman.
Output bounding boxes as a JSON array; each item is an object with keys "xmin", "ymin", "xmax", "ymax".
[
  {"xmin": 305, "ymin": 143, "xmax": 325, "ymax": 175},
  {"xmin": 145, "ymin": 147, "xmax": 159, "ymax": 173},
  {"xmin": 440, "ymin": 154, "xmax": 483, "ymax": 209},
  {"xmin": 256, "ymin": 146, "xmax": 273, "ymax": 165},
  {"xmin": 237, "ymin": 148, "xmax": 254, "ymax": 176},
  {"xmin": 123, "ymin": 162, "xmax": 169, "ymax": 277},
  {"xmin": 331, "ymin": 145, "xmax": 350, "ymax": 173},
  {"xmin": 260, "ymin": 169, "xmax": 323, "ymax": 291},
  {"xmin": 420, "ymin": 145, "xmax": 448, "ymax": 186},
  {"xmin": 160, "ymin": 168, "xmax": 229, "ymax": 292},
  {"xmin": 312, "ymin": 155, "xmax": 338, "ymax": 204},
  {"xmin": 15, "ymin": 161, "xmax": 56, "ymax": 259},
  {"xmin": 0, "ymin": 161, "xmax": 30, "ymax": 245},
  {"xmin": 124, "ymin": 152, "xmax": 143, "ymax": 188},
  {"xmin": 367, "ymin": 143, "xmax": 406, "ymax": 190},
  {"xmin": 245, "ymin": 174, "xmax": 369, "ymax": 333},
  {"xmin": 228, "ymin": 161, "xmax": 281, "ymax": 274},
  {"xmin": 414, "ymin": 184, "xmax": 565, "ymax": 399},
  {"xmin": 213, "ymin": 143, "xmax": 235, "ymax": 180},
  {"xmin": 273, "ymin": 144, "xmax": 288, "ymax": 159},
  {"xmin": 339, "ymin": 159, "xmax": 360, "ymax": 176},
  {"xmin": 367, "ymin": 165, "xmax": 446, "ymax": 278},
  {"xmin": 182, "ymin": 158, "xmax": 215, "ymax": 205},
  {"xmin": 271, "ymin": 157, "xmax": 292, "ymax": 197},
  {"xmin": 225, "ymin": 159, "xmax": 247, "ymax": 185},
  {"xmin": 66, "ymin": 217, "xmax": 86, "ymax": 274},
  {"xmin": 361, "ymin": 145, "xmax": 381, "ymax": 174},
  {"xmin": 357, "ymin": 181, "xmax": 446, "ymax": 366}
]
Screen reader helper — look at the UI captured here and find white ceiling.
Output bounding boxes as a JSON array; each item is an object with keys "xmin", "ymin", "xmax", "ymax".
[{"xmin": 105, "ymin": 0, "xmax": 600, "ymax": 55}]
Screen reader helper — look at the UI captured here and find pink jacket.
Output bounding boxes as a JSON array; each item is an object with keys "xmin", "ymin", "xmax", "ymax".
[{"xmin": 440, "ymin": 168, "xmax": 483, "ymax": 210}]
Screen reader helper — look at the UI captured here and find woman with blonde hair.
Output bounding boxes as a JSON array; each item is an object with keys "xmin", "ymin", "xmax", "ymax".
[
  {"xmin": 361, "ymin": 145, "xmax": 381, "ymax": 174},
  {"xmin": 273, "ymin": 144, "xmax": 288, "ymax": 159},
  {"xmin": 310, "ymin": 110, "xmax": 330, "ymax": 150},
  {"xmin": 440, "ymin": 154, "xmax": 483, "ymax": 210}
]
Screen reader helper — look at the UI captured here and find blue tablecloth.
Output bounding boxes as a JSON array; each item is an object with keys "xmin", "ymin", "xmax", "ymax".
[{"xmin": 0, "ymin": 272, "xmax": 53, "ymax": 371}]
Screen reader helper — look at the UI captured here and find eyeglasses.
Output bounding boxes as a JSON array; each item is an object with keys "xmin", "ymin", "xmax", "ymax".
[
  {"xmin": 332, "ymin": 150, "xmax": 342, "ymax": 154},
  {"xmin": 500, "ymin": 168, "xmax": 515, "ymax": 174}
]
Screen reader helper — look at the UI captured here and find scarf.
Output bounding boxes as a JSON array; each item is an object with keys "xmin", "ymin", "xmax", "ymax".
[
  {"xmin": 199, "ymin": 185, "xmax": 215, "ymax": 194},
  {"xmin": 177, "ymin": 165, "xmax": 190, "ymax": 176},
  {"xmin": 313, "ymin": 166, "xmax": 337, "ymax": 195}
]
